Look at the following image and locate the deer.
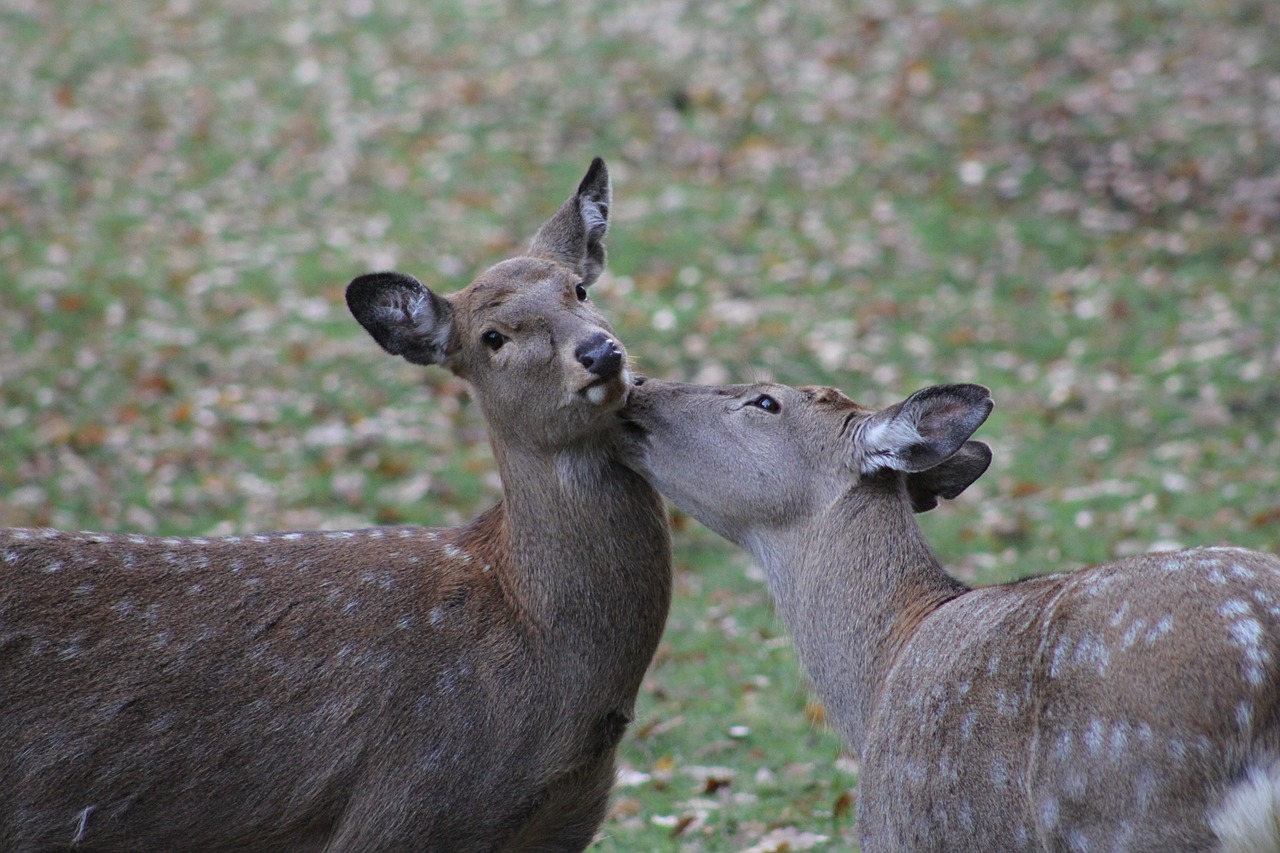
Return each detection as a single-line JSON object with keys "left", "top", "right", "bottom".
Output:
{"left": 619, "top": 376, "right": 1280, "bottom": 852}
{"left": 0, "top": 158, "right": 673, "bottom": 852}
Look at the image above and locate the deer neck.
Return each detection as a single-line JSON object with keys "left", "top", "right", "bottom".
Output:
{"left": 487, "top": 434, "right": 673, "bottom": 686}
{"left": 744, "top": 481, "right": 967, "bottom": 754}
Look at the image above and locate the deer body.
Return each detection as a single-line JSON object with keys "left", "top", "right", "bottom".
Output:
{"left": 621, "top": 378, "right": 1280, "bottom": 852}
{"left": 0, "top": 159, "right": 672, "bottom": 852}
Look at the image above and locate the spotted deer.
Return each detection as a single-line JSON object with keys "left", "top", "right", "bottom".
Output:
{"left": 620, "top": 377, "right": 1280, "bottom": 852}
{"left": 0, "top": 159, "right": 673, "bottom": 852}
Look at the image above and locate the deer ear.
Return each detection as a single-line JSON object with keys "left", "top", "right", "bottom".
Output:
{"left": 852, "top": 384, "right": 993, "bottom": 475}
{"left": 905, "top": 440, "right": 992, "bottom": 513}
{"left": 346, "top": 272, "right": 455, "bottom": 367}
{"left": 527, "top": 157, "right": 611, "bottom": 287}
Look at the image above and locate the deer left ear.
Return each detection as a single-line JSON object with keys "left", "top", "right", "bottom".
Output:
{"left": 905, "top": 440, "right": 992, "bottom": 513}
{"left": 527, "top": 157, "right": 611, "bottom": 286}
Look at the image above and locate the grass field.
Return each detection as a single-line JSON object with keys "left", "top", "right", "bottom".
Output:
{"left": 3, "top": 0, "right": 1279, "bottom": 849}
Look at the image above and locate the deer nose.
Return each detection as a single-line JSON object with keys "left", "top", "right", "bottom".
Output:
{"left": 575, "top": 333, "right": 623, "bottom": 379}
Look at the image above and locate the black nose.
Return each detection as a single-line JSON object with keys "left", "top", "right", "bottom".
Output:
{"left": 575, "top": 333, "right": 623, "bottom": 379}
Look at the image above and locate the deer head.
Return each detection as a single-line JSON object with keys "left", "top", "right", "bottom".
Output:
{"left": 620, "top": 379, "right": 992, "bottom": 546}
{"left": 346, "top": 158, "right": 627, "bottom": 452}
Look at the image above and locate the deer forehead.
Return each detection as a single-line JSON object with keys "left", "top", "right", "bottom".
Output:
{"left": 459, "top": 259, "right": 576, "bottom": 308}
{"left": 796, "top": 385, "right": 857, "bottom": 408}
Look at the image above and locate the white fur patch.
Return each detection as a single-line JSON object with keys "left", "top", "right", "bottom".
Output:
{"left": 1211, "top": 760, "right": 1280, "bottom": 853}
{"left": 581, "top": 197, "right": 608, "bottom": 241}
{"left": 858, "top": 417, "right": 924, "bottom": 474}
{"left": 585, "top": 383, "right": 610, "bottom": 405}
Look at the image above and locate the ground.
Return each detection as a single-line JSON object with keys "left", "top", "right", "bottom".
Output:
{"left": 2, "top": 1, "right": 1278, "bottom": 849}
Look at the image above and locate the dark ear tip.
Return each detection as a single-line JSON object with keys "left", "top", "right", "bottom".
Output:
{"left": 578, "top": 157, "right": 609, "bottom": 196}
{"left": 348, "top": 270, "right": 406, "bottom": 293}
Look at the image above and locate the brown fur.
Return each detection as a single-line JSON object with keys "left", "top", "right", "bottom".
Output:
{"left": 0, "top": 159, "right": 672, "bottom": 852}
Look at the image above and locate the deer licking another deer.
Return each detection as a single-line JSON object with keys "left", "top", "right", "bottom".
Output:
{"left": 0, "top": 159, "right": 673, "bottom": 851}
{"left": 620, "top": 377, "right": 1280, "bottom": 852}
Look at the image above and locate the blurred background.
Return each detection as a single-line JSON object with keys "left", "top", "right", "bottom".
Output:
{"left": 2, "top": 0, "right": 1278, "bottom": 848}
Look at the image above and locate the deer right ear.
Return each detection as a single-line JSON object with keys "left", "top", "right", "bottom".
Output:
{"left": 905, "top": 440, "right": 992, "bottom": 512}
{"left": 851, "top": 384, "right": 993, "bottom": 475}
{"left": 346, "top": 272, "right": 455, "bottom": 367}
{"left": 528, "top": 157, "right": 611, "bottom": 287}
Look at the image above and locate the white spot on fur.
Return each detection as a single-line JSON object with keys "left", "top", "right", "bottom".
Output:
{"left": 43, "top": 561, "right": 63, "bottom": 574}
{"left": 1121, "top": 618, "right": 1148, "bottom": 649}
{"left": 1227, "top": 617, "right": 1269, "bottom": 686}
{"left": 1049, "top": 639, "right": 1069, "bottom": 678}
{"left": 1072, "top": 633, "right": 1110, "bottom": 674}
{"left": 1108, "top": 600, "right": 1131, "bottom": 627}
{"left": 430, "top": 607, "right": 445, "bottom": 628}
{"left": 1222, "top": 600, "right": 1251, "bottom": 617}
{"left": 1211, "top": 760, "right": 1280, "bottom": 853}
{"left": 1085, "top": 718, "right": 1105, "bottom": 754}
{"left": 1054, "top": 730, "right": 1073, "bottom": 760}
{"left": 1041, "top": 796, "right": 1060, "bottom": 829}
{"left": 1144, "top": 615, "right": 1174, "bottom": 645}
{"left": 960, "top": 711, "right": 977, "bottom": 742}
{"left": 1109, "top": 721, "right": 1129, "bottom": 758}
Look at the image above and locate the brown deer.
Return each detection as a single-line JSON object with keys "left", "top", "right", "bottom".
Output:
{"left": 0, "top": 158, "right": 673, "bottom": 852}
{"left": 620, "top": 377, "right": 1280, "bottom": 852}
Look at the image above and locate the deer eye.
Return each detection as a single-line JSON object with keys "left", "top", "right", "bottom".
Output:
{"left": 481, "top": 330, "right": 507, "bottom": 351}
{"left": 748, "top": 394, "right": 781, "bottom": 413}
{"left": 574, "top": 283, "right": 589, "bottom": 302}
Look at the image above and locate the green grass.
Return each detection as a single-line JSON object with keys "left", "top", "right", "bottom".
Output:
{"left": 3, "top": 0, "right": 1280, "bottom": 848}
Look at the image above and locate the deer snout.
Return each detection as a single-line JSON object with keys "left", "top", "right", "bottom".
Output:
{"left": 575, "top": 333, "right": 623, "bottom": 380}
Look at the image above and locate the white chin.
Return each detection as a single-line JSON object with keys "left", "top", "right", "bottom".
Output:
{"left": 586, "top": 383, "right": 611, "bottom": 405}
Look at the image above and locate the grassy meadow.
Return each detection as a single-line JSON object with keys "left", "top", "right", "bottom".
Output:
{"left": 3, "top": 0, "right": 1279, "bottom": 848}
